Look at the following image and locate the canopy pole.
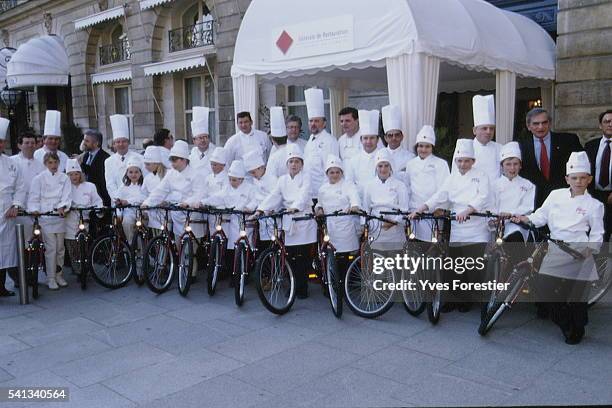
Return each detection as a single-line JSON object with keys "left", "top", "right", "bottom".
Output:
{"left": 495, "top": 70, "right": 516, "bottom": 144}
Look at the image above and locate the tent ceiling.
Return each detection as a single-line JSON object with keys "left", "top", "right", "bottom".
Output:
{"left": 6, "top": 35, "right": 69, "bottom": 89}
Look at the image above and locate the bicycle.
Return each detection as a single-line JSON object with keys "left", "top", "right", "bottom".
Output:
{"left": 131, "top": 207, "right": 151, "bottom": 286}
{"left": 253, "top": 210, "right": 296, "bottom": 315}
{"left": 89, "top": 206, "right": 134, "bottom": 289}
{"left": 205, "top": 207, "right": 234, "bottom": 296}
{"left": 587, "top": 244, "right": 612, "bottom": 307}
{"left": 176, "top": 207, "right": 209, "bottom": 297}
{"left": 67, "top": 206, "right": 98, "bottom": 290}
{"left": 231, "top": 210, "right": 257, "bottom": 306}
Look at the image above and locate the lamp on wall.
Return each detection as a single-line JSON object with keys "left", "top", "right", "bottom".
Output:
{"left": 0, "top": 84, "right": 22, "bottom": 113}
{"left": 528, "top": 99, "right": 542, "bottom": 109}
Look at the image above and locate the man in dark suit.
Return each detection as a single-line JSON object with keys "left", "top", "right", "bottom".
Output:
{"left": 518, "top": 108, "right": 584, "bottom": 208}
{"left": 585, "top": 109, "right": 611, "bottom": 242}
{"left": 80, "top": 129, "right": 111, "bottom": 206}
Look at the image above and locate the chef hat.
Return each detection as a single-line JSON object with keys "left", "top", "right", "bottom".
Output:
{"left": 191, "top": 106, "right": 210, "bottom": 136}
{"left": 566, "top": 151, "right": 591, "bottom": 175}
{"left": 228, "top": 160, "right": 247, "bottom": 178}
{"left": 66, "top": 158, "right": 82, "bottom": 173}
{"left": 169, "top": 140, "right": 190, "bottom": 160}
{"left": 416, "top": 125, "right": 436, "bottom": 146}
{"left": 382, "top": 105, "right": 402, "bottom": 134}
{"left": 454, "top": 138, "right": 475, "bottom": 159}
{"left": 210, "top": 146, "right": 227, "bottom": 164}
{"left": 324, "top": 154, "right": 343, "bottom": 173}
{"left": 243, "top": 150, "right": 265, "bottom": 171}
{"left": 472, "top": 95, "right": 495, "bottom": 127}
{"left": 143, "top": 146, "right": 162, "bottom": 164}
{"left": 359, "top": 109, "right": 380, "bottom": 137}
{"left": 375, "top": 148, "right": 393, "bottom": 168}
{"left": 304, "top": 87, "right": 325, "bottom": 119}
{"left": 125, "top": 159, "right": 143, "bottom": 172}
{"left": 110, "top": 114, "right": 130, "bottom": 141}
{"left": 44, "top": 110, "right": 62, "bottom": 137}
{"left": 0, "top": 117, "right": 9, "bottom": 140}
{"left": 499, "top": 141, "right": 522, "bottom": 163}
{"left": 286, "top": 143, "right": 304, "bottom": 162}
{"left": 270, "top": 106, "right": 287, "bottom": 137}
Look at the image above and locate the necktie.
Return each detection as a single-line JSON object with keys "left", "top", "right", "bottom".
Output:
{"left": 200, "top": 152, "right": 205, "bottom": 159}
{"left": 86, "top": 153, "right": 93, "bottom": 166}
{"left": 121, "top": 155, "right": 125, "bottom": 162}
{"left": 600, "top": 139, "right": 611, "bottom": 188}
{"left": 539, "top": 138, "right": 549, "bottom": 180}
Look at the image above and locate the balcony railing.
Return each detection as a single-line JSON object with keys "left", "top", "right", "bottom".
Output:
{"left": 169, "top": 20, "right": 214, "bottom": 53}
{"left": 0, "top": 0, "right": 19, "bottom": 13}
{"left": 99, "top": 38, "right": 131, "bottom": 66}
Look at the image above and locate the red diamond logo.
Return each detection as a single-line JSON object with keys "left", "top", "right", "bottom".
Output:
{"left": 276, "top": 30, "right": 293, "bottom": 55}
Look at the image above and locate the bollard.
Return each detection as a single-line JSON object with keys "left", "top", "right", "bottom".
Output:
{"left": 16, "top": 223, "right": 29, "bottom": 305}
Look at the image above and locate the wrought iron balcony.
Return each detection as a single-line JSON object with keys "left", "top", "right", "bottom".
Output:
{"left": 169, "top": 20, "right": 214, "bottom": 53}
{"left": 0, "top": 0, "right": 20, "bottom": 13}
{"left": 99, "top": 38, "right": 131, "bottom": 66}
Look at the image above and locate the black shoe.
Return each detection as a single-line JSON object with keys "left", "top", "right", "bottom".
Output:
{"left": 441, "top": 302, "right": 456, "bottom": 313}
{"left": 564, "top": 327, "right": 585, "bottom": 345}
{"left": 0, "top": 288, "right": 16, "bottom": 297}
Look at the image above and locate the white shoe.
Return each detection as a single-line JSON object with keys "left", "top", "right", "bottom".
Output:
{"left": 55, "top": 274, "right": 68, "bottom": 288}
{"left": 47, "top": 278, "right": 59, "bottom": 291}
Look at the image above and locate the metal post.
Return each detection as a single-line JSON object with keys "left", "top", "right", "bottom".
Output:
{"left": 16, "top": 223, "right": 28, "bottom": 305}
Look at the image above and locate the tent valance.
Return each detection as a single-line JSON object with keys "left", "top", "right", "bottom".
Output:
{"left": 74, "top": 5, "right": 125, "bottom": 30}
{"left": 91, "top": 68, "right": 132, "bottom": 85}
{"left": 143, "top": 55, "right": 206, "bottom": 76}
{"left": 6, "top": 35, "right": 69, "bottom": 89}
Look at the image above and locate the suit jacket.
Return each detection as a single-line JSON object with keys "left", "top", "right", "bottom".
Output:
{"left": 518, "top": 131, "right": 583, "bottom": 208}
{"left": 585, "top": 136, "right": 611, "bottom": 203}
{"left": 81, "top": 149, "right": 111, "bottom": 206}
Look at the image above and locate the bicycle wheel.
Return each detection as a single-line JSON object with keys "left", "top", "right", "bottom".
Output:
{"left": 131, "top": 231, "right": 147, "bottom": 286}
{"left": 401, "top": 267, "right": 425, "bottom": 316}
{"left": 254, "top": 247, "right": 296, "bottom": 315}
{"left": 344, "top": 251, "right": 394, "bottom": 319}
{"left": 325, "top": 247, "right": 343, "bottom": 318}
{"left": 78, "top": 235, "right": 88, "bottom": 290}
{"left": 481, "top": 252, "right": 502, "bottom": 318}
{"left": 478, "top": 269, "right": 528, "bottom": 336}
{"left": 26, "top": 245, "right": 42, "bottom": 299}
{"left": 588, "top": 252, "right": 612, "bottom": 307}
{"left": 90, "top": 235, "right": 133, "bottom": 289}
{"left": 177, "top": 237, "right": 194, "bottom": 297}
{"left": 233, "top": 241, "right": 247, "bottom": 307}
{"left": 427, "top": 265, "right": 442, "bottom": 324}
{"left": 207, "top": 235, "right": 223, "bottom": 296}
{"left": 144, "top": 235, "right": 175, "bottom": 294}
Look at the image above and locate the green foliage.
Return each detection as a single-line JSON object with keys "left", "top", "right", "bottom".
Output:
{"left": 61, "top": 121, "right": 82, "bottom": 156}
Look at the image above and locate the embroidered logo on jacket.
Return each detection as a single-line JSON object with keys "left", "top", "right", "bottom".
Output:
{"left": 575, "top": 207, "right": 587, "bottom": 216}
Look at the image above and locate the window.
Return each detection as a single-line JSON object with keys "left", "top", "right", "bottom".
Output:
{"left": 286, "top": 86, "right": 330, "bottom": 140}
{"left": 114, "top": 85, "right": 134, "bottom": 142}
{"left": 184, "top": 74, "right": 216, "bottom": 143}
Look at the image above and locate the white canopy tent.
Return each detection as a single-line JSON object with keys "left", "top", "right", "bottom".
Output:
{"left": 231, "top": 0, "right": 555, "bottom": 145}
{"left": 6, "top": 35, "right": 70, "bottom": 90}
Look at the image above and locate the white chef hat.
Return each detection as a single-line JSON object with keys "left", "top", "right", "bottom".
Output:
{"left": 210, "top": 146, "right": 227, "bottom": 164}
{"left": 143, "top": 146, "right": 162, "bottom": 163}
{"left": 499, "top": 141, "right": 522, "bottom": 163}
{"left": 381, "top": 105, "right": 402, "bottom": 134}
{"left": 358, "top": 109, "right": 380, "bottom": 137}
{"left": 66, "top": 158, "right": 82, "bottom": 173}
{"left": 566, "top": 151, "right": 591, "bottom": 175}
{"left": 243, "top": 150, "right": 265, "bottom": 171}
{"left": 191, "top": 106, "right": 210, "bottom": 136}
{"left": 286, "top": 143, "right": 304, "bottom": 162}
{"left": 304, "top": 87, "right": 325, "bottom": 119}
{"left": 375, "top": 148, "right": 393, "bottom": 168}
{"left": 472, "top": 94, "right": 495, "bottom": 127}
{"left": 0, "top": 117, "right": 9, "bottom": 140}
{"left": 169, "top": 140, "right": 190, "bottom": 160}
{"left": 324, "top": 154, "right": 343, "bottom": 173}
{"left": 228, "top": 160, "right": 247, "bottom": 178}
{"left": 416, "top": 125, "right": 436, "bottom": 146}
{"left": 125, "top": 159, "right": 143, "bottom": 172}
{"left": 454, "top": 138, "right": 475, "bottom": 159}
{"left": 110, "top": 114, "right": 130, "bottom": 141}
{"left": 44, "top": 110, "right": 62, "bottom": 137}
{"left": 269, "top": 106, "right": 286, "bottom": 137}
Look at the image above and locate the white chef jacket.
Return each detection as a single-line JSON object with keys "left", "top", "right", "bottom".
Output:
{"left": 304, "top": 129, "right": 340, "bottom": 199}
{"left": 266, "top": 144, "right": 289, "bottom": 178}
{"left": 451, "top": 140, "right": 501, "bottom": 179}
{"left": 251, "top": 171, "right": 278, "bottom": 240}
{"left": 386, "top": 146, "right": 415, "bottom": 174}
{"left": 270, "top": 138, "right": 306, "bottom": 156}
{"left": 0, "top": 154, "right": 26, "bottom": 268}
{"left": 204, "top": 181, "right": 258, "bottom": 249}
{"left": 65, "top": 182, "right": 102, "bottom": 240}
{"left": 338, "top": 131, "right": 384, "bottom": 161}
{"left": 425, "top": 167, "right": 491, "bottom": 244}
{"left": 258, "top": 171, "right": 317, "bottom": 246}
{"left": 117, "top": 183, "right": 147, "bottom": 226}
{"left": 529, "top": 188, "right": 605, "bottom": 281}
{"left": 104, "top": 151, "right": 144, "bottom": 202}
{"left": 344, "top": 148, "right": 379, "bottom": 197}
{"left": 189, "top": 144, "right": 216, "bottom": 176}
{"left": 33, "top": 147, "right": 69, "bottom": 173}
{"left": 224, "top": 129, "right": 272, "bottom": 164}
{"left": 405, "top": 154, "right": 450, "bottom": 241}
{"left": 315, "top": 179, "right": 361, "bottom": 252}
{"left": 363, "top": 175, "right": 409, "bottom": 249}
{"left": 201, "top": 170, "right": 229, "bottom": 235}
{"left": 143, "top": 165, "right": 206, "bottom": 238}
{"left": 159, "top": 146, "right": 172, "bottom": 169}
{"left": 142, "top": 172, "right": 164, "bottom": 230}
{"left": 492, "top": 175, "right": 535, "bottom": 240}
{"left": 27, "top": 169, "right": 72, "bottom": 234}
{"left": 11, "top": 153, "right": 46, "bottom": 233}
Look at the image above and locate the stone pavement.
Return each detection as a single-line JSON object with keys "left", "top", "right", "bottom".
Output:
{"left": 1, "top": 275, "right": 611, "bottom": 408}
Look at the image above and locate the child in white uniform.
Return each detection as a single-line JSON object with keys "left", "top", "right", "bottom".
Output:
{"left": 142, "top": 146, "right": 166, "bottom": 231}
{"left": 116, "top": 160, "right": 146, "bottom": 244}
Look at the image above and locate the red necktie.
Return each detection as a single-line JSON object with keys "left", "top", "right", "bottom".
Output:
{"left": 539, "top": 138, "right": 550, "bottom": 180}
{"left": 600, "top": 140, "right": 610, "bottom": 188}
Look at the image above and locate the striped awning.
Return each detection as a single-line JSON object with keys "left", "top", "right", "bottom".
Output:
{"left": 139, "top": 0, "right": 174, "bottom": 10}
{"left": 143, "top": 55, "right": 206, "bottom": 76}
{"left": 91, "top": 68, "right": 132, "bottom": 84}
{"left": 74, "top": 5, "right": 125, "bottom": 30}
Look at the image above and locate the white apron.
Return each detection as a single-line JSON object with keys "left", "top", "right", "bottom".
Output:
{"left": 315, "top": 180, "right": 361, "bottom": 253}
